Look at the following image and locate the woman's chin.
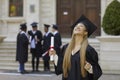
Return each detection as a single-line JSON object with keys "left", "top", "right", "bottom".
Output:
{"left": 74, "top": 33, "right": 81, "bottom": 35}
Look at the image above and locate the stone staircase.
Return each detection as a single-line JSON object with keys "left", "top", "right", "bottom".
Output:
{"left": 0, "top": 39, "right": 100, "bottom": 71}
{"left": 0, "top": 41, "right": 55, "bottom": 71}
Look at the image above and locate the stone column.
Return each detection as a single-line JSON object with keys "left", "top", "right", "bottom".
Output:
{"left": 39, "top": 0, "right": 56, "bottom": 33}
{"left": 0, "top": 0, "right": 8, "bottom": 36}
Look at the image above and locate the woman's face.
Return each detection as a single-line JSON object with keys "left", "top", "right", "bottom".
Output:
{"left": 73, "top": 23, "right": 87, "bottom": 35}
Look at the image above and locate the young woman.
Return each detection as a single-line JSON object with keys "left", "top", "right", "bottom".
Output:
{"left": 49, "top": 15, "right": 102, "bottom": 80}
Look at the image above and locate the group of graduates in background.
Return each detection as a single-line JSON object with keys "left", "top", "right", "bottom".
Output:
{"left": 16, "top": 22, "right": 62, "bottom": 74}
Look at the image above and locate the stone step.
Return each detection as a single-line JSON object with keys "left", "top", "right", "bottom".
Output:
{"left": 0, "top": 50, "right": 31, "bottom": 53}
{"left": 0, "top": 60, "right": 55, "bottom": 71}
{"left": 0, "top": 53, "right": 16, "bottom": 57}
{"left": 0, "top": 66, "right": 55, "bottom": 71}
{"left": 0, "top": 57, "right": 51, "bottom": 64}
{"left": 0, "top": 62, "right": 54, "bottom": 67}
{"left": 0, "top": 46, "right": 16, "bottom": 48}
{"left": 0, "top": 49, "right": 14, "bottom": 52}
{"left": 0, "top": 52, "right": 35, "bottom": 56}
{"left": 0, "top": 43, "right": 16, "bottom": 47}
{"left": 0, "top": 57, "right": 54, "bottom": 64}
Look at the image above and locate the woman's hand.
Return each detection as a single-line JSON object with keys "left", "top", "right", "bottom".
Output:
{"left": 84, "top": 61, "right": 92, "bottom": 71}
{"left": 49, "top": 49, "right": 56, "bottom": 56}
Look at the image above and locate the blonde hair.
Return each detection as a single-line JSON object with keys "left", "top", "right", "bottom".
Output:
{"left": 63, "top": 34, "right": 88, "bottom": 78}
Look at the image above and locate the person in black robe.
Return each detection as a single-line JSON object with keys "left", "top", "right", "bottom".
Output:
{"left": 28, "top": 22, "right": 43, "bottom": 72}
{"left": 16, "top": 23, "right": 29, "bottom": 74}
{"left": 49, "top": 15, "right": 102, "bottom": 80}
{"left": 42, "top": 24, "right": 53, "bottom": 71}
{"left": 51, "top": 24, "right": 62, "bottom": 56}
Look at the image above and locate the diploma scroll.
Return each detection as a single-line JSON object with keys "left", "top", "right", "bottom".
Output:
{"left": 50, "top": 36, "right": 54, "bottom": 61}
{"left": 42, "top": 51, "right": 48, "bottom": 57}
{"left": 50, "top": 37, "right": 54, "bottom": 48}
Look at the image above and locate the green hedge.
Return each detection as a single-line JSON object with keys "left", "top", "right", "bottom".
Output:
{"left": 102, "top": 0, "right": 120, "bottom": 35}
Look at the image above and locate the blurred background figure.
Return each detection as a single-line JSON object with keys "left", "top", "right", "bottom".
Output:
{"left": 51, "top": 24, "right": 62, "bottom": 56}
{"left": 16, "top": 23, "right": 29, "bottom": 74}
{"left": 28, "top": 22, "right": 43, "bottom": 72}
{"left": 42, "top": 24, "right": 53, "bottom": 72}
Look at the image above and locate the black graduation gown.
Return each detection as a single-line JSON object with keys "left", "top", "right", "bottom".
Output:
{"left": 28, "top": 30, "right": 43, "bottom": 57}
{"left": 54, "top": 44, "right": 102, "bottom": 80}
{"left": 42, "top": 32, "right": 53, "bottom": 60}
{"left": 16, "top": 32, "right": 29, "bottom": 63}
{"left": 54, "top": 32, "right": 62, "bottom": 56}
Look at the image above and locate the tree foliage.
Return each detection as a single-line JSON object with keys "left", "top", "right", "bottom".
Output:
{"left": 102, "top": 0, "right": 120, "bottom": 35}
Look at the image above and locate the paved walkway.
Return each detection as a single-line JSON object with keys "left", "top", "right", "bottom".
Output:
{"left": 0, "top": 70, "right": 120, "bottom": 80}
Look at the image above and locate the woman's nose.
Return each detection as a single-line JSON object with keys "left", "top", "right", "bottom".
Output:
{"left": 76, "top": 26, "right": 81, "bottom": 29}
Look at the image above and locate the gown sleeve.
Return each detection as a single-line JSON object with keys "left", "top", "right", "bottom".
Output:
{"left": 86, "top": 45, "right": 102, "bottom": 80}
{"left": 54, "top": 44, "right": 68, "bottom": 75}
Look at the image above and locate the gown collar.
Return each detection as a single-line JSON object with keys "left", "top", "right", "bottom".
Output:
{"left": 71, "top": 50, "right": 80, "bottom": 56}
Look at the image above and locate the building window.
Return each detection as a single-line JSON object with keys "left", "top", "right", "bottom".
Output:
{"left": 9, "top": 0, "right": 23, "bottom": 17}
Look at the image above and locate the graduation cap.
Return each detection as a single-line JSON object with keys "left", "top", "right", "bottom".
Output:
{"left": 52, "top": 24, "right": 58, "bottom": 30}
{"left": 71, "top": 15, "right": 97, "bottom": 37}
{"left": 20, "top": 23, "right": 27, "bottom": 30}
{"left": 31, "top": 22, "right": 38, "bottom": 27}
{"left": 44, "top": 24, "right": 50, "bottom": 28}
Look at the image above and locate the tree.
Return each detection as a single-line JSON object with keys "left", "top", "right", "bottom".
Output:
{"left": 102, "top": 0, "right": 120, "bottom": 35}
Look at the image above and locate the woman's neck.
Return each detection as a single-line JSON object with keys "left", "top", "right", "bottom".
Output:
{"left": 72, "top": 35, "right": 83, "bottom": 54}
{"left": 75, "top": 35, "right": 83, "bottom": 46}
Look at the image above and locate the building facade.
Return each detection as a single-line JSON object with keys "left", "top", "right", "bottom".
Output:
{"left": 0, "top": 0, "right": 119, "bottom": 41}
{"left": 0, "top": 0, "right": 120, "bottom": 74}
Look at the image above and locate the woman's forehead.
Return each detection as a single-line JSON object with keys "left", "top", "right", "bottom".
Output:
{"left": 76, "top": 23, "right": 85, "bottom": 27}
